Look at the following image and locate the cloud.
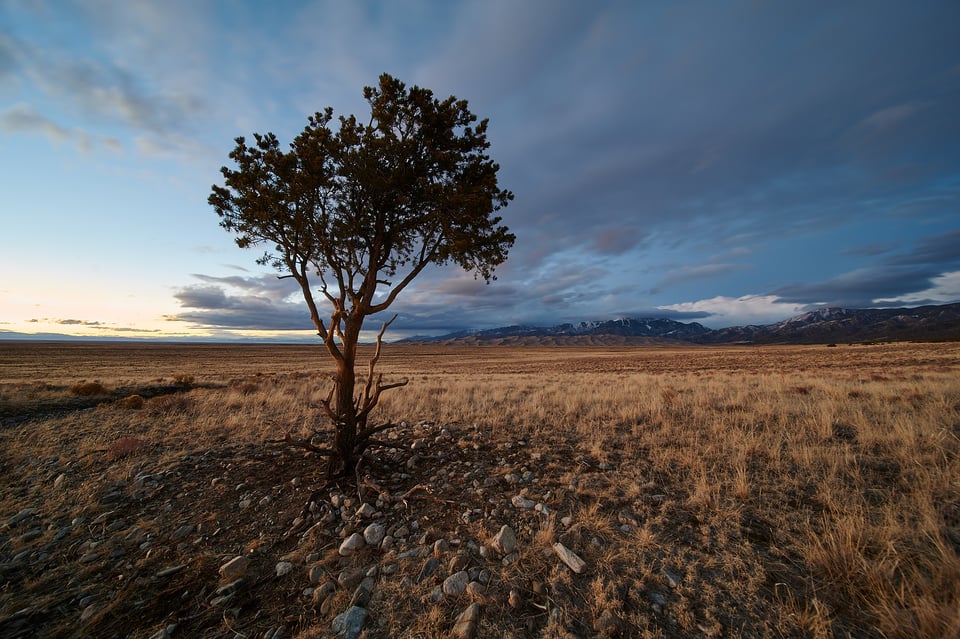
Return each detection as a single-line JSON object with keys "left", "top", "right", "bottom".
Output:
{"left": 774, "top": 228, "right": 960, "bottom": 306}
{"left": 170, "top": 273, "right": 308, "bottom": 330}
{"left": 590, "top": 227, "right": 648, "bottom": 256}
{"left": 27, "top": 318, "right": 105, "bottom": 326}
{"left": 658, "top": 263, "right": 746, "bottom": 287}
{"left": 0, "top": 103, "right": 122, "bottom": 152}
{"left": 875, "top": 271, "right": 960, "bottom": 305}
{"left": 10, "top": 34, "right": 203, "bottom": 134}
{"left": 659, "top": 295, "right": 809, "bottom": 328}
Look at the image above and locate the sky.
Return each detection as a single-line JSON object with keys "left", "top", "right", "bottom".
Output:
{"left": 2, "top": 1, "right": 959, "bottom": 341}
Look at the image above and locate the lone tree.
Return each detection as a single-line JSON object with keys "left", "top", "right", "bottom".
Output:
{"left": 209, "top": 74, "right": 514, "bottom": 477}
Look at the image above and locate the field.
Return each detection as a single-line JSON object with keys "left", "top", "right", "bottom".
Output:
{"left": 1, "top": 341, "right": 958, "bottom": 638}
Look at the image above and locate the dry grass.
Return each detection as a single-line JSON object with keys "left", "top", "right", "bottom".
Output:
{"left": 0, "top": 341, "right": 958, "bottom": 638}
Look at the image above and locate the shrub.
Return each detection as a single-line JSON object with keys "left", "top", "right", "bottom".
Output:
{"left": 69, "top": 381, "right": 108, "bottom": 396}
{"left": 118, "top": 394, "right": 144, "bottom": 409}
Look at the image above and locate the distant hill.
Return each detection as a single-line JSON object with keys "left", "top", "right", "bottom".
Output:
{"left": 401, "top": 302, "right": 960, "bottom": 345}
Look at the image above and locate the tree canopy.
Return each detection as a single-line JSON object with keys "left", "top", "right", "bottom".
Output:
{"left": 209, "top": 74, "right": 514, "bottom": 476}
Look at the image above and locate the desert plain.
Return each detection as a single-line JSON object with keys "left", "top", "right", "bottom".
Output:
{"left": 0, "top": 340, "right": 958, "bottom": 638}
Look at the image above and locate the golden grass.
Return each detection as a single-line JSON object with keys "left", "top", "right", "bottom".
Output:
{"left": 0, "top": 341, "right": 958, "bottom": 637}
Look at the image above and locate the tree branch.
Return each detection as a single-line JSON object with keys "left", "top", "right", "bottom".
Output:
{"left": 267, "top": 432, "right": 336, "bottom": 456}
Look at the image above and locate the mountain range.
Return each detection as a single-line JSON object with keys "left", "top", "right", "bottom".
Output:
{"left": 402, "top": 302, "right": 960, "bottom": 345}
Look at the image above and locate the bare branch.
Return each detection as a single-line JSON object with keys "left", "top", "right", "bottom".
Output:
{"left": 360, "top": 314, "right": 397, "bottom": 408}
{"left": 267, "top": 432, "right": 335, "bottom": 456}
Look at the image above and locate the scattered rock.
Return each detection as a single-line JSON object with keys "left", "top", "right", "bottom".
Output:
{"left": 511, "top": 495, "right": 535, "bottom": 510}
{"left": 308, "top": 565, "right": 326, "bottom": 584}
{"left": 363, "top": 522, "right": 385, "bottom": 546}
{"left": 350, "top": 577, "right": 375, "bottom": 607}
{"left": 339, "top": 533, "right": 365, "bottom": 556}
{"left": 219, "top": 556, "right": 249, "bottom": 581}
{"left": 7, "top": 508, "right": 38, "bottom": 527}
{"left": 338, "top": 568, "right": 364, "bottom": 590}
{"left": 442, "top": 570, "right": 470, "bottom": 597}
{"left": 451, "top": 602, "right": 481, "bottom": 639}
{"left": 466, "top": 581, "right": 485, "bottom": 598}
{"left": 275, "top": 561, "right": 294, "bottom": 577}
{"left": 552, "top": 543, "right": 587, "bottom": 574}
{"left": 491, "top": 525, "right": 517, "bottom": 555}
{"left": 661, "top": 567, "right": 682, "bottom": 588}
{"left": 508, "top": 588, "right": 523, "bottom": 609}
{"left": 417, "top": 557, "right": 440, "bottom": 583}
{"left": 356, "top": 503, "right": 376, "bottom": 518}
{"left": 155, "top": 564, "right": 187, "bottom": 578}
{"left": 331, "top": 606, "right": 368, "bottom": 639}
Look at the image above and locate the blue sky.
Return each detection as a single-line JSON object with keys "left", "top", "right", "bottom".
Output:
{"left": 2, "top": 1, "right": 958, "bottom": 341}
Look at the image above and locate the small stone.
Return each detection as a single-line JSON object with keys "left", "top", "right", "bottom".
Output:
{"left": 450, "top": 602, "right": 481, "bottom": 639}
{"left": 491, "top": 525, "right": 517, "bottom": 555}
{"left": 338, "top": 533, "right": 365, "bottom": 556}
{"left": 363, "top": 523, "right": 386, "bottom": 546}
{"left": 433, "top": 538, "right": 450, "bottom": 555}
{"left": 308, "top": 565, "right": 326, "bottom": 584}
{"left": 219, "top": 556, "right": 250, "bottom": 581}
{"left": 534, "top": 503, "right": 551, "bottom": 515}
{"left": 155, "top": 564, "right": 187, "bottom": 578}
{"left": 8, "top": 508, "right": 38, "bottom": 527}
{"left": 350, "top": 582, "right": 372, "bottom": 608}
{"left": 319, "top": 593, "right": 335, "bottom": 616}
{"left": 466, "top": 581, "right": 485, "bottom": 598}
{"left": 511, "top": 495, "right": 535, "bottom": 510}
{"left": 443, "top": 570, "right": 470, "bottom": 597}
{"left": 380, "top": 535, "right": 395, "bottom": 551}
{"left": 54, "top": 473, "right": 67, "bottom": 488}
{"left": 20, "top": 529, "right": 42, "bottom": 542}
{"left": 661, "top": 567, "right": 682, "bottom": 588}
{"left": 338, "top": 568, "right": 364, "bottom": 590}
{"left": 275, "top": 561, "right": 294, "bottom": 577}
{"left": 213, "top": 579, "right": 244, "bottom": 598}
{"left": 356, "top": 503, "right": 376, "bottom": 518}
{"left": 417, "top": 557, "right": 440, "bottom": 583}
{"left": 553, "top": 543, "right": 587, "bottom": 574}
{"left": 598, "top": 461, "right": 614, "bottom": 471}
{"left": 80, "top": 604, "right": 98, "bottom": 622}
{"left": 448, "top": 551, "right": 470, "bottom": 573}
{"left": 508, "top": 588, "right": 523, "bottom": 608}
{"left": 170, "top": 524, "right": 194, "bottom": 541}
{"left": 331, "top": 606, "right": 368, "bottom": 639}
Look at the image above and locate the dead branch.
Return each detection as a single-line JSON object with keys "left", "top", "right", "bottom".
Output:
{"left": 266, "top": 432, "right": 335, "bottom": 456}
{"left": 360, "top": 314, "right": 397, "bottom": 410}
{"left": 360, "top": 480, "right": 459, "bottom": 506}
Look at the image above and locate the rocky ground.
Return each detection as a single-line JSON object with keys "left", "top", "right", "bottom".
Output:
{"left": 0, "top": 415, "right": 782, "bottom": 639}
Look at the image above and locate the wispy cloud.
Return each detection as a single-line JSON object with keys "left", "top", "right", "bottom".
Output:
{"left": 0, "top": 103, "right": 121, "bottom": 152}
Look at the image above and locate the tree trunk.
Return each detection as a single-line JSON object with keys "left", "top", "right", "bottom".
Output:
{"left": 327, "top": 316, "right": 362, "bottom": 477}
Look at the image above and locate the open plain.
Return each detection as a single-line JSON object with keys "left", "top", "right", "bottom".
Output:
{"left": 1, "top": 341, "right": 958, "bottom": 638}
